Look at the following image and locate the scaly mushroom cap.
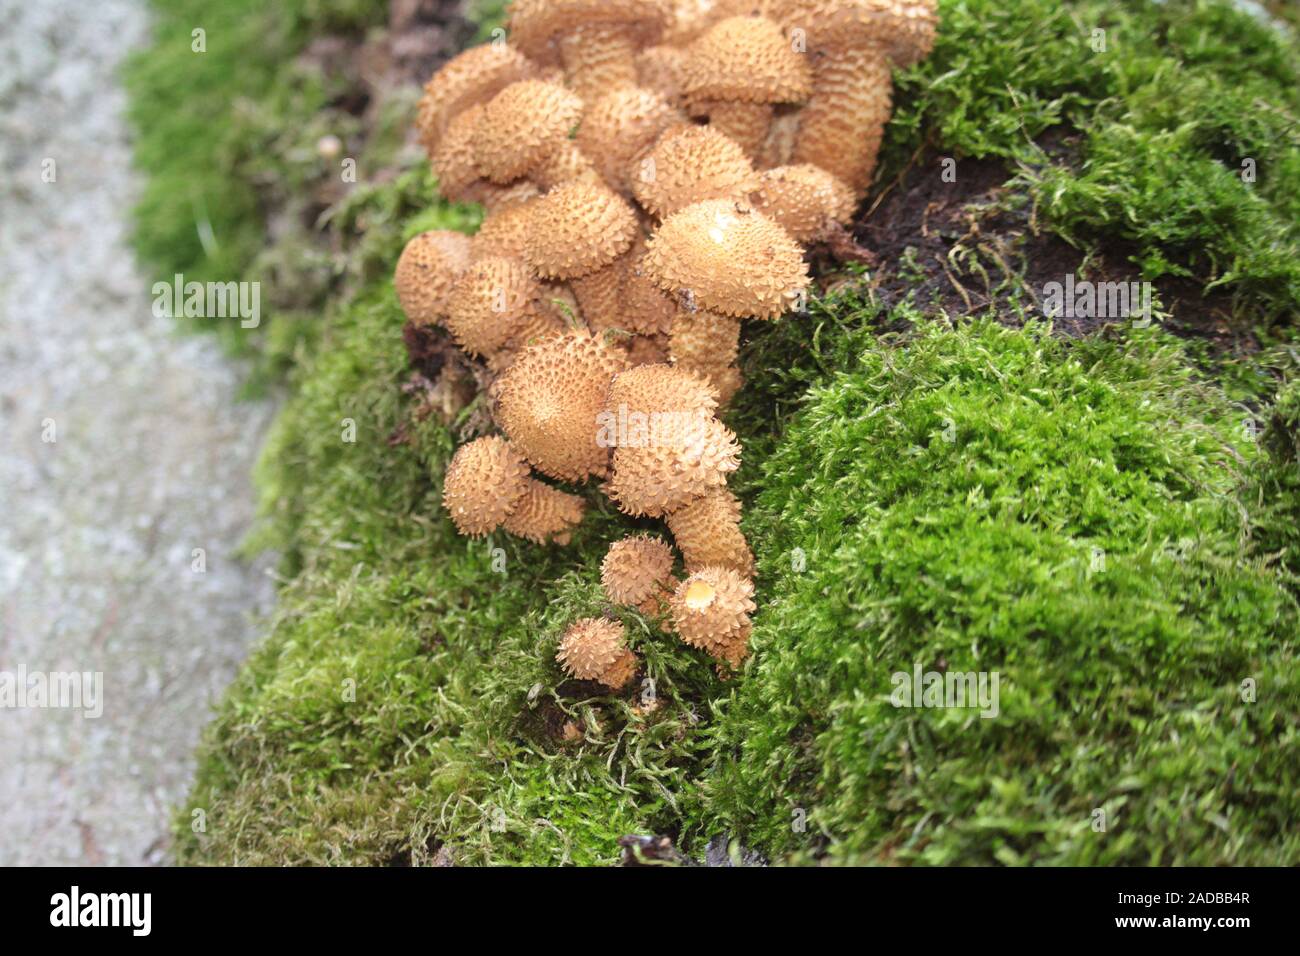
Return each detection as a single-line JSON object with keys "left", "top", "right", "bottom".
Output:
{"left": 497, "top": 329, "right": 629, "bottom": 481}
{"left": 441, "top": 435, "right": 531, "bottom": 536}
{"left": 790, "top": 43, "right": 893, "bottom": 194}
{"left": 606, "top": 362, "right": 719, "bottom": 418}
{"left": 736, "top": 0, "right": 937, "bottom": 66}
{"left": 576, "top": 87, "right": 687, "bottom": 196}
{"left": 523, "top": 181, "right": 639, "bottom": 280}
{"left": 666, "top": 485, "right": 754, "bottom": 574}
{"left": 556, "top": 617, "right": 637, "bottom": 690}
{"left": 643, "top": 199, "right": 809, "bottom": 319}
{"left": 394, "top": 230, "right": 473, "bottom": 326}
{"left": 430, "top": 104, "right": 486, "bottom": 203}
{"left": 633, "top": 125, "right": 756, "bottom": 219}
{"left": 635, "top": 44, "right": 687, "bottom": 102}
{"left": 605, "top": 415, "right": 741, "bottom": 517}
{"left": 474, "top": 80, "right": 585, "bottom": 184}
{"left": 502, "top": 478, "right": 586, "bottom": 544}
{"left": 601, "top": 535, "right": 676, "bottom": 606}
{"left": 747, "top": 163, "right": 856, "bottom": 241}
{"left": 509, "top": 0, "right": 672, "bottom": 63}
{"left": 471, "top": 198, "right": 542, "bottom": 261}
{"left": 669, "top": 565, "right": 756, "bottom": 665}
{"left": 668, "top": 309, "right": 741, "bottom": 371}
{"left": 682, "top": 15, "right": 812, "bottom": 106}
{"left": 416, "top": 44, "right": 540, "bottom": 154}
{"left": 445, "top": 257, "right": 563, "bottom": 359}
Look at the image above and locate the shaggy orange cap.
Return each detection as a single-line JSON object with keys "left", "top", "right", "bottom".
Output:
{"left": 606, "top": 362, "right": 719, "bottom": 418}
{"left": 394, "top": 230, "right": 472, "bottom": 326}
{"left": 415, "top": 44, "right": 539, "bottom": 154}
{"left": 523, "top": 181, "right": 640, "bottom": 281}
{"left": 501, "top": 478, "right": 586, "bottom": 545}
{"left": 643, "top": 199, "right": 808, "bottom": 319}
{"left": 575, "top": 87, "right": 687, "bottom": 196}
{"left": 474, "top": 80, "right": 585, "bottom": 184}
{"left": 601, "top": 535, "right": 677, "bottom": 609}
{"left": 605, "top": 415, "right": 740, "bottom": 517}
{"left": 445, "top": 257, "right": 563, "bottom": 360}
{"left": 669, "top": 565, "right": 756, "bottom": 668}
{"left": 556, "top": 617, "right": 638, "bottom": 690}
{"left": 633, "top": 126, "right": 756, "bottom": 219}
{"left": 441, "top": 435, "right": 531, "bottom": 537}
{"left": 665, "top": 486, "right": 755, "bottom": 575}
{"left": 496, "top": 329, "right": 629, "bottom": 482}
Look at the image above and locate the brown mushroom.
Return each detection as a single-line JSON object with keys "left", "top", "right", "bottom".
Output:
{"left": 669, "top": 565, "right": 756, "bottom": 669}
{"left": 632, "top": 125, "right": 756, "bottom": 220}
{"left": 441, "top": 435, "right": 531, "bottom": 537}
{"left": 746, "top": 163, "right": 856, "bottom": 242}
{"left": 416, "top": 44, "right": 540, "bottom": 155}
{"left": 575, "top": 87, "right": 688, "bottom": 197}
{"left": 496, "top": 329, "right": 629, "bottom": 482}
{"left": 643, "top": 199, "right": 809, "bottom": 319}
{"left": 502, "top": 478, "right": 586, "bottom": 544}
{"left": 601, "top": 534, "right": 677, "bottom": 614}
{"left": 681, "top": 15, "right": 812, "bottom": 160}
{"left": 444, "top": 257, "right": 565, "bottom": 362}
{"left": 556, "top": 617, "right": 638, "bottom": 690}
{"left": 473, "top": 80, "right": 599, "bottom": 190}
{"left": 523, "top": 181, "right": 640, "bottom": 331}
{"left": 394, "top": 230, "right": 472, "bottom": 327}
{"left": 665, "top": 485, "right": 754, "bottom": 575}
{"left": 508, "top": 0, "right": 673, "bottom": 102}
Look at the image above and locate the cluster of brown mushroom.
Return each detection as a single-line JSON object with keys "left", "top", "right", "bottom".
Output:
{"left": 394, "top": 0, "right": 937, "bottom": 678}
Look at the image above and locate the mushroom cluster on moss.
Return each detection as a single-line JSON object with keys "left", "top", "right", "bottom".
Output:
{"left": 396, "top": 0, "right": 937, "bottom": 674}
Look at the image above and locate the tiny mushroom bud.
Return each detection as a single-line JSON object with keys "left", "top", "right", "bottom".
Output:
{"left": 557, "top": 617, "right": 638, "bottom": 690}
{"left": 669, "top": 565, "right": 757, "bottom": 669}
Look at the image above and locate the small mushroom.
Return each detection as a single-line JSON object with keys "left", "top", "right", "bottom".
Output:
{"left": 509, "top": 0, "right": 673, "bottom": 102}
{"left": 680, "top": 15, "right": 812, "bottom": 160}
{"left": 473, "top": 80, "right": 599, "bottom": 190}
{"left": 575, "top": 87, "right": 688, "bottom": 196}
{"left": 496, "top": 329, "right": 629, "bottom": 482}
{"left": 746, "top": 163, "right": 857, "bottom": 242}
{"left": 441, "top": 435, "right": 531, "bottom": 537}
{"left": 643, "top": 199, "right": 809, "bottom": 320}
{"left": 557, "top": 618, "right": 638, "bottom": 690}
{"left": 601, "top": 534, "right": 678, "bottom": 614}
{"left": 394, "top": 230, "right": 472, "bottom": 327}
{"left": 523, "top": 181, "right": 640, "bottom": 331}
{"left": 632, "top": 125, "right": 756, "bottom": 220}
{"left": 444, "top": 257, "right": 565, "bottom": 363}
{"left": 665, "top": 485, "right": 754, "bottom": 575}
{"left": 502, "top": 478, "right": 586, "bottom": 545}
{"left": 669, "top": 565, "right": 756, "bottom": 669}
{"left": 416, "top": 44, "right": 540, "bottom": 155}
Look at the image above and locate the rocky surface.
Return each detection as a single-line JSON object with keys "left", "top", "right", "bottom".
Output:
{"left": 0, "top": 0, "right": 275, "bottom": 864}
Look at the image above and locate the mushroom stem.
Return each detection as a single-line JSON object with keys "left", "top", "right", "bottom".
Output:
{"left": 700, "top": 100, "right": 773, "bottom": 161}
{"left": 570, "top": 263, "right": 626, "bottom": 333}
{"left": 792, "top": 44, "right": 894, "bottom": 196}
{"left": 557, "top": 24, "right": 641, "bottom": 101}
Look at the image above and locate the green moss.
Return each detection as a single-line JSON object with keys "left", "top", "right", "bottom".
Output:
{"left": 888, "top": 0, "right": 1300, "bottom": 325}
{"left": 699, "top": 319, "right": 1298, "bottom": 865}
{"left": 161, "top": 0, "right": 1300, "bottom": 866}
